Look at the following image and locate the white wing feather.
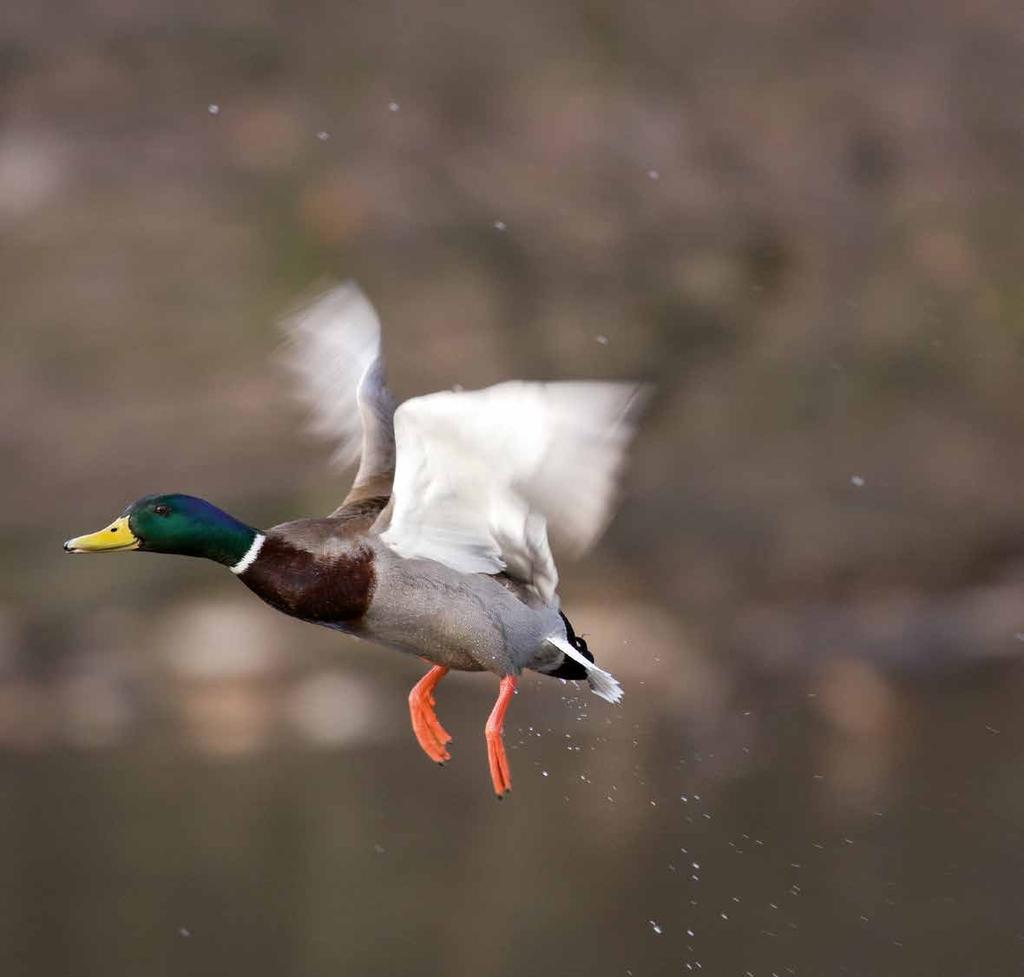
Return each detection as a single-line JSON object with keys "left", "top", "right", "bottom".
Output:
{"left": 282, "top": 282, "right": 397, "bottom": 504}
{"left": 380, "top": 381, "right": 645, "bottom": 602}
{"left": 281, "top": 282, "right": 386, "bottom": 469}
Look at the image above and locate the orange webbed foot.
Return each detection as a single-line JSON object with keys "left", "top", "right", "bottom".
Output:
{"left": 408, "top": 665, "right": 452, "bottom": 764}
{"left": 484, "top": 675, "right": 517, "bottom": 798}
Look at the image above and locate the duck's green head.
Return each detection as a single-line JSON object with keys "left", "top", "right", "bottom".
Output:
{"left": 64, "top": 494, "right": 258, "bottom": 567}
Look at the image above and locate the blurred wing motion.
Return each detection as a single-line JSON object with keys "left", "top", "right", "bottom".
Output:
{"left": 281, "top": 282, "right": 396, "bottom": 504}
{"left": 378, "top": 381, "right": 647, "bottom": 602}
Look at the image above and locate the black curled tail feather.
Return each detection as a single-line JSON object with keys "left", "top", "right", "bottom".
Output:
{"left": 549, "top": 611, "right": 594, "bottom": 680}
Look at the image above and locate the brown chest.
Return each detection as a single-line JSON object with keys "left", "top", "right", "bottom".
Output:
{"left": 240, "top": 538, "right": 375, "bottom": 624}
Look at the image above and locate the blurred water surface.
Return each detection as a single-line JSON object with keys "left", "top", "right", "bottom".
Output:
{"left": 3, "top": 666, "right": 1024, "bottom": 977}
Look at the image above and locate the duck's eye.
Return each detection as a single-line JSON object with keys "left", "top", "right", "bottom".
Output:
{"left": 153, "top": 504, "right": 171, "bottom": 517}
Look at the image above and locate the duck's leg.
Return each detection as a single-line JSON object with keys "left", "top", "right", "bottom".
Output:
{"left": 408, "top": 664, "right": 452, "bottom": 764}
{"left": 484, "top": 675, "right": 517, "bottom": 798}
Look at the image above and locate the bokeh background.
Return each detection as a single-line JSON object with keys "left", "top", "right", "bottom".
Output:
{"left": 5, "top": 1, "right": 1024, "bottom": 974}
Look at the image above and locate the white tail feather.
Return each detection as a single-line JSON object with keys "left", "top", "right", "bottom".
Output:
{"left": 545, "top": 635, "right": 623, "bottom": 704}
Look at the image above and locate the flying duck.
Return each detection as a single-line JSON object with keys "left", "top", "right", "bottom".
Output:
{"left": 64, "top": 284, "right": 646, "bottom": 797}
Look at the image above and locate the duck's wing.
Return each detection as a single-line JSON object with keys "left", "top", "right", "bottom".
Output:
{"left": 282, "top": 282, "right": 397, "bottom": 508}
{"left": 375, "top": 380, "right": 647, "bottom": 603}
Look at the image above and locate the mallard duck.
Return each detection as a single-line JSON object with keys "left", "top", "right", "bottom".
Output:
{"left": 64, "top": 284, "right": 646, "bottom": 796}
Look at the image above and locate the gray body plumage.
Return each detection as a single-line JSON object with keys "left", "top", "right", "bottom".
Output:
{"left": 354, "top": 540, "right": 566, "bottom": 676}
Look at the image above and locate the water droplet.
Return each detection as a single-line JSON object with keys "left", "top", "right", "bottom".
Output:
{"left": 316, "top": 131, "right": 330, "bottom": 141}
{"left": 647, "top": 169, "right": 660, "bottom": 180}
{"left": 207, "top": 104, "right": 220, "bottom": 116}
{"left": 493, "top": 220, "right": 507, "bottom": 231}
{"left": 595, "top": 334, "right": 610, "bottom": 345}
{"left": 851, "top": 474, "right": 866, "bottom": 487}
{"left": 388, "top": 101, "right": 400, "bottom": 112}
{"left": 178, "top": 927, "right": 192, "bottom": 938}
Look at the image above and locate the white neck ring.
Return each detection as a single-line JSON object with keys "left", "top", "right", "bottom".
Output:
{"left": 230, "top": 533, "right": 265, "bottom": 575}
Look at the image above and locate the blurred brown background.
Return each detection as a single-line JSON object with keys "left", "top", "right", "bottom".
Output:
{"left": 4, "top": 1, "right": 1024, "bottom": 975}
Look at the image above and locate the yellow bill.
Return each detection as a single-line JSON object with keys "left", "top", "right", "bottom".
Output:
{"left": 64, "top": 515, "right": 140, "bottom": 553}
